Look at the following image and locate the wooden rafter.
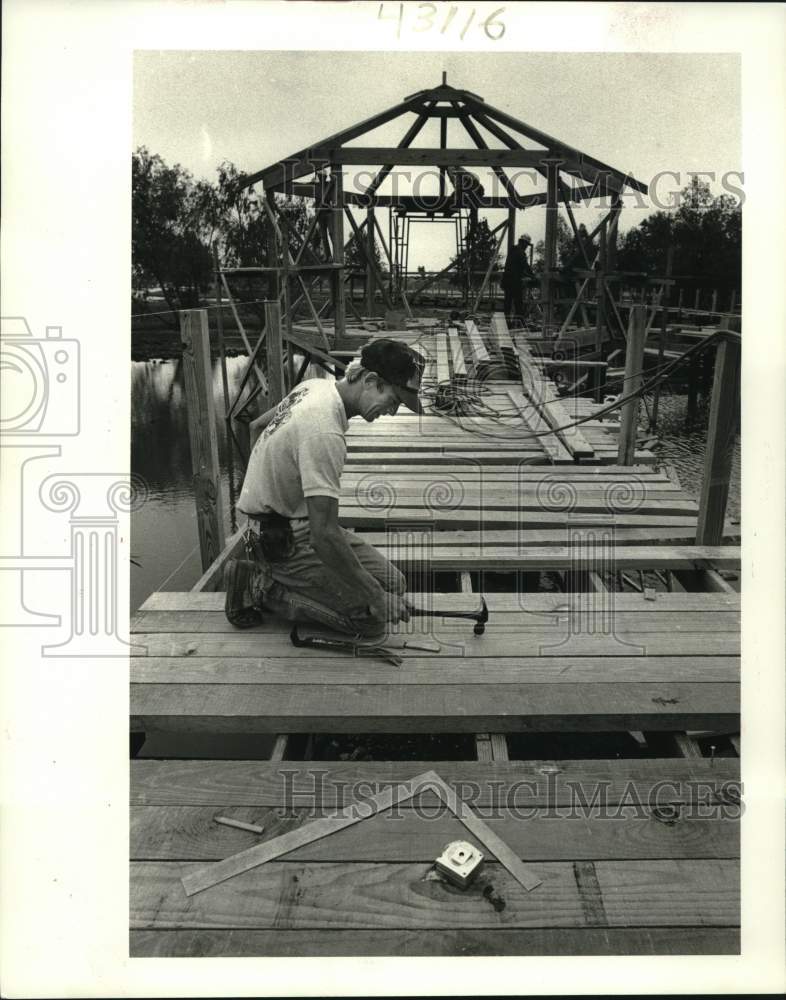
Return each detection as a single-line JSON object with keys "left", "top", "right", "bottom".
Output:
{"left": 243, "top": 96, "right": 422, "bottom": 189}
{"left": 462, "top": 95, "right": 648, "bottom": 194}
{"left": 363, "top": 103, "right": 433, "bottom": 199}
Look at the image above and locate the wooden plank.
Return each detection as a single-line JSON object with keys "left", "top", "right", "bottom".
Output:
{"left": 344, "top": 460, "right": 669, "bottom": 476}
{"left": 132, "top": 608, "right": 740, "bottom": 635}
{"left": 330, "top": 164, "right": 346, "bottom": 338}
{"left": 489, "top": 733, "right": 509, "bottom": 760}
{"left": 313, "top": 147, "right": 572, "bottom": 168}
{"left": 264, "top": 301, "right": 285, "bottom": 408}
{"left": 131, "top": 681, "right": 739, "bottom": 734}
{"left": 179, "top": 310, "right": 226, "bottom": 572}
{"left": 434, "top": 331, "right": 451, "bottom": 384}
{"left": 618, "top": 305, "right": 647, "bottom": 464}
{"left": 132, "top": 630, "right": 740, "bottom": 661}
{"left": 130, "top": 926, "right": 741, "bottom": 957}
{"left": 354, "top": 527, "right": 739, "bottom": 546}
{"left": 131, "top": 758, "right": 740, "bottom": 808}
{"left": 341, "top": 450, "right": 657, "bottom": 467}
{"left": 139, "top": 589, "right": 741, "bottom": 613}
{"left": 269, "top": 734, "right": 288, "bottom": 762}
{"left": 362, "top": 544, "right": 741, "bottom": 571}
{"left": 131, "top": 655, "right": 740, "bottom": 686}
{"left": 696, "top": 335, "right": 740, "bottom": 544}
{"left": 447, "top": 327, "right": 467, "bottom": 377}
{"left": 131, "top": 859, "right": 738, "bottom": 929}
{"left": 596, "top": 859, "right": 739, "bottom": 927}
{"left": 341, "top": 490, "right": 699, "bottom": 512}
{"left": 190, "top": 526, "right": 244, "bottom": 594}
{"left": 463, "top": 319, "right": 490, "bottom": 363}
{"left": 511, "top": 331, "right": 594, "bottom": 459}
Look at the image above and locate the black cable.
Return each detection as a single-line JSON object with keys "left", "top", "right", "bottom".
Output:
{"left": 423, "top": 330, "right": 725, "bottom": 443}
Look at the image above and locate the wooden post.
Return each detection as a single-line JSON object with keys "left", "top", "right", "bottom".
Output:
{"left": 686, "top": 353, "right": 699, "bottom": 425}
{"left": 264, "top": 187, "right": 278, "bottom": 300}
{"left": 617, "top": 304, "right": 647, "bottom": 465}
{"left": 729, "top": 289, "right": 737, "bottom": 314}
{"left": 650, "top": 248, "right": 674, "bottom": 430}
{"left": 506, "top": 204, "right": 516, "bottom": 257}
{"left": 606, "top": 198, "right": 620, "bottom": 273}
{"left": 696, "top": 331, "right": 741, "bottom": 544}
{"left": 710, "top": 288, "right": 718, "bottom": 314}
{"left": 541, "top": 161, "right": 559, "bottom": 336}
{"left": 330, "top": 165, "right": 346, "bottom": 339}
{"left": 180, "top": 309, "right": 226, "bottom": 572}
{"left": 366, "top": 206, "right": 376, "bottom": 317}
{"left": 677, "top": 286, "right": 684, "bottom": 322}
{"left": 212, "top": 247, "right": 230, "bottom": 421}
{"left": 265, "top": 300, "right": 285, "bottom": 409}
{"left": 693, "top": 287, "right": 701, "bottom": 312}
{"left": 594, "top": 223, "right": 607, "bottom": 351}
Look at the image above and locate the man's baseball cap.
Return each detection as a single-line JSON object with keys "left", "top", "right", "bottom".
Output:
{"left": 360, "top": 338, "right": 426, "bottom": 414}
{"left": 518, "top": 234, "right": 532, "bottom": 245}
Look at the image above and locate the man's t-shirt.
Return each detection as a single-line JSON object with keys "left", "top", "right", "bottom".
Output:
{"left": 237, "top": 379, "right": 349, "bottom": 519}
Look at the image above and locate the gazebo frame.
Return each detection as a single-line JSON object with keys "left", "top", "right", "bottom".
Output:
{"left": 238, "top": 77, "right": 648, "bottom": 340}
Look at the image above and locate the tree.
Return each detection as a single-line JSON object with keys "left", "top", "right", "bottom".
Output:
{"left": 616, "top": 178, "right": 741, "bottom": 296}
{"left": 450, "top": 216, "right": 500, "bottom": 292}
{"left": 132, "top": 147, "right": 217, "bottom": 321}
{"left": 344, "top": 224, "right": 384, "bottom": 273}
{"left": 532, "top": 216, "right": 573, "bottom": 273}
{"left": 132, "top": 148, "right": 317, "bottom": 324}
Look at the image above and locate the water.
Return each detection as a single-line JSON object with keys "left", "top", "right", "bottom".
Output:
{"left": 130, "top": 361, "right": 741, "bottom": 613}
{"left": 131, "top": 357, "right": 246, "bottom": 612}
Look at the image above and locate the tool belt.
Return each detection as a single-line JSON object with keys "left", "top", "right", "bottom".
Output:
{"left": 247, "top": 509, "right": 297, "bottom": 563}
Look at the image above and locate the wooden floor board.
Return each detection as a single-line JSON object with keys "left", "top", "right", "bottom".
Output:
{"left": 131, "top": 680, "right": 738, "bottom": 734}
{"left": 140, "top": 591, "right": 740, "bottom": 613}
{"left": 130, "top": 858, "right": 738, "bottom": 930}
{"left": 129, "top": 925, "right": 740, "bottom": 956}
{"left": 131, "top": 805, "right": 739, "bottom": 862}
{"left": 130, "top": 758, "right": 739, "bottom": 807}
{"left": 131, "top": 654, "right": 740, "bottom": 686}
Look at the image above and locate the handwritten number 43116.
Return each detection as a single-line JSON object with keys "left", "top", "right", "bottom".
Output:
{"left": 378, "top": 3, "right": 506, "bottom": 41}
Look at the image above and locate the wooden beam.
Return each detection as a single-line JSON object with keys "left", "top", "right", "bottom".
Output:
{"left": 330, "top": 165, "right": 346, "bottom": 339}
{"left": 179, "top": 310, "right": 226, "bottom": 572}
{"left": 542, "top": 162, "right": 559, "bottom": 332}
{"left": 365, "top": 206, "right": 376, "bottom": 315}
{"left": 617, "top": 305, "right": 647, "bottom": 464}
{"left": 696, "top": 333, "right": 741, "bottom": 545}
{"left": 265, "top": 147, "right": 578, "bottom": 178}
{"left": 463, "top": 97, "right": 648, "bottom": 194}
{"left": 244, "top": 97, "right": 423, "bottom": 188}
{"left": 363, "top": 105, "right": 432, "bottom": 199}
{"left": 264, "top": 301, "right": 285, "bottom": 409}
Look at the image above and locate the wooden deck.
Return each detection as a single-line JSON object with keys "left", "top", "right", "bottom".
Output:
{"left": 130, "top": 312, "right": 740, "bottom": 957}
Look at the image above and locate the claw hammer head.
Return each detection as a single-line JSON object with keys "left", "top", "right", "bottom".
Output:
{"left": 473, "top": 597, "right": 489, "bottom": 636}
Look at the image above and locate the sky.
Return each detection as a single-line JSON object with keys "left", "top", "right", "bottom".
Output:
{"left": 134, "top": 50, "right": 741, "bottom": 268}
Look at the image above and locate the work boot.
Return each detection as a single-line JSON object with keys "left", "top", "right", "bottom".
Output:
{"left": 223, "top": 558, "right": 267, "bottom": 628}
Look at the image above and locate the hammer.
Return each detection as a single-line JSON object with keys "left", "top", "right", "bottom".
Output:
{"left": 406, "top": 597, "right": 489, "bottom": 636}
